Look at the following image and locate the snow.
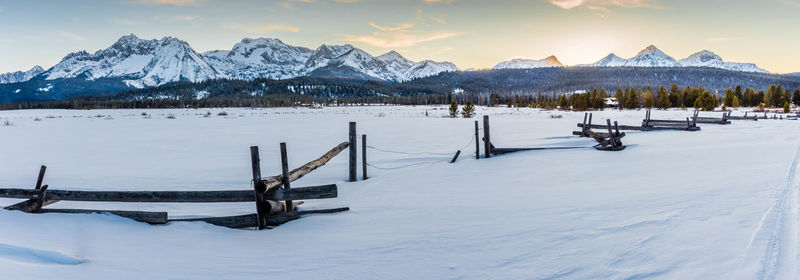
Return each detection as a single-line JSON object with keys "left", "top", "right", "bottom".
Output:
{"left": 586, "top": 46, "right": 770, "bottom": 73}
{"left": 679, "top": 50, "right": 768, "bottom": 73}
{"left": 0, "top": 66, "right": 44, "bottom": 84}
{"left": 36, "top": 84, "right": 53, "bottom": 92}
{"left": 1, "top": 106, "right": 799, "bottom": 279}
{"left": 493, "top": 56, "right": 564, "bottom": 69}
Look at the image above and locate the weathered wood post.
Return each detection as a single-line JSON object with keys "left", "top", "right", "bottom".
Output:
{"left": 32, "top": 165, "right": 48, "bottom": 212}
{"left": 588, "top": 113, "right": 593, "bottom": 127}
{"left": 35, "top": 165, "right": 46, "bottom": 190}
{"left": 483, "top": 115, "right": 491, "bottom": 158}
{"left": 474, "top": 120, "right": 480, "bottom": 159}
{"left": 606, "top": 119, "right": 616, "bottom": 149}
{"left": 362, "top": 134, "right": 367, "bottom": 180}
{"left": 582, "top": 113, "right": 588, "bottom": 135}
{"left": 250, "top": 146, "right": 268, "bottom": 230}
{"left": 450, "top": 150, "right": 461, "bottom": 163}
{"left": 349, "top": 122, "right": 357, "bottom": 182}
{"left": 3, "top": 165, "right": 49, "bottom": 212}
{"left": 280, "top": 143, "right": 292, "bottom": 212}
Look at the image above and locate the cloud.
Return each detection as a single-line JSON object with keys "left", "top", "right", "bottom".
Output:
{"left": 545, "top": 0, "right": 655, "bottom": 10}
{"left": 226, "top": 24, "right": 300, "bottom": 33}
{"left": 369, "top": 22, "right": 414, "bottom": 31}
{"left": 344, "top": 31, "right": 459, "bottom": 48}
{"left": 58, "top": 31, "right": 86, "bottom": 41}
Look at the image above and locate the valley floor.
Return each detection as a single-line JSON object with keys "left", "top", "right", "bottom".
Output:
{"left": 0, "top": 106, "right": 798, "bottom": 279}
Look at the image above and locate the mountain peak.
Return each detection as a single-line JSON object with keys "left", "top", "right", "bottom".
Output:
{"left": 637, "top": 45, "right": 665, "bottom": 56}
{"left": 493, "top": 56, "right": 564, "bottom": 70}
{"left": 377, "top": 51, "right": 409, "bottom": 63}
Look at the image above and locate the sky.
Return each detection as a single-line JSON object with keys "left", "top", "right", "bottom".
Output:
{"left": 0, "top": 0, "right": 799, "bottom": 74}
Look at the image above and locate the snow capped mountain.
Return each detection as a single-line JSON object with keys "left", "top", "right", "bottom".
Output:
{"left": 586, "top": 46, "right": 770, "bottom": 73}
{"left": 493, "top": 56, "right": 563, "bottom": 69}
{"left": 203, "top": 38, "right": 313, "bottom": 80}
{"left": 400, "top": 60, "right": 459, "bottom": 81}
{"left": 678, "top": 50, "right": 768, "bottom": 73}
{"left": 589, "top": 45, "right": 679, "bottom": 67}
{"left": 0, "top": 66, "right": 44, "bottom": 84}
{"left": 586, "top": 53, "right": 627, "bottom": 67}
{"left": 43, "top": 34, "right": 221, "bottom": 88}
{"left": 27, "top": 34, "right": 458, "bottom": 90}
{"left": 377, "top": 51, "right": 416, "bottom": 78}
{"left": 622, "top": 45, "right": 679, "bottom": 67}
{"left": 306, "top": 45, "right": 456, "bottom": 81}
{"left": 311, "top": 46, "right": 391, "bottom": 80}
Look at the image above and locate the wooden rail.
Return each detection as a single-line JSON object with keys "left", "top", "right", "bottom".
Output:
{"left": 0, "top": 184, "right": 337, "bottom": 203}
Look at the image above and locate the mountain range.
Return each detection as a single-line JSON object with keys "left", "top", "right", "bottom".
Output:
{"left": 493, "top": 45, "right": 768, "bottom": 73}
{"left": 7, "top": 35, "right": 458, "bottom": 89}
{"left": 0, "top": 35, "right": 794, "bottom": 104}
{"left": 0, "top": 66, "right": 44, "bottom": 84}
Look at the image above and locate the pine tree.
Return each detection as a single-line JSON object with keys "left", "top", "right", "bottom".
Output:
{"left": 732, "top": 96, "right": 740, "bottom": 108}
{"left": 461, "top": 101, "right": 475, "bottom": 118}
{"left": 643, "top": 89, "right": 655, "bottom": 108}
{"left": 723, "top": 88, "right": 734, "bottom": 107}
{"left": 449, "top": 100, "right": 459, "bottom": 118}
{"left": 793, "top": 89, "right": 800, "bottom": 105}
{"left": 657, "top": 86, "right": 670, "bottom": 109}
{"left": 784, "top": 101, "right": 791, "bottom": 113}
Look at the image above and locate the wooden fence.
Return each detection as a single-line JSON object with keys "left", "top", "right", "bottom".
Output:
{"left": 1, "top": 140, "right": 353, "bottom": 230}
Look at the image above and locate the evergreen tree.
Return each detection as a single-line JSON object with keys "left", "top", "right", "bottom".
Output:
{"left": 449, "top": 100, "right": 459, "bottom": 118}
{"left": 732, "top": 96, "right": 740, "bottom": 108}
{"left": 461, "top": 101, "right": 475, "bottom": 118}
{"left": 643, "top": 89, "right": 655, "bottom": 108}
{"left": 657, "top": 86, "right": 670, "bottom": 109}
{"left": 793, "top": 89, "right": 800, "bottom": 105}
{"left": 784, "top": 101, "right": 791, "bottom": 113}
{"left": 723, "top": 88, "right": 734, "bottom": 107}
{"left": 694, "top": 91, "right": 717, "bottom": 111}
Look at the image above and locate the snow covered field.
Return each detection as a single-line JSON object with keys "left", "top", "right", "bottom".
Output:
{"left": 1, "top": 106, "right": 798, "bottom": 279}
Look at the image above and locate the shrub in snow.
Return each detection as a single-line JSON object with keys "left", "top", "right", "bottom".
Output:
{"left": 461, "top": 101, "right": 476, "bottom": 118}
{"left": 141, "top": 112, "right": 148, "bottom": 116}
{"left": 166, "top": 114, "right": 176, "bottom": 119}
{"left": 217, "top": 111, "right": 228, "bottom": 116}
{"left": 33, "top": 117, "right": 41, "bottom": 121}
{"left": 449, "top": 101, "right": 459, "bottom": 118}
{"left": 3, "top": 120, "right": 11, "bottom": 126}
{"left": 550, "top": 114, "right": 563, "bottom": 119}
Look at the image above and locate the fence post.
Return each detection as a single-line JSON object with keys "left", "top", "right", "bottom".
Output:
{"left": 362, "top": 134, "right": 368, "bottom": 180}
{"left": 474, "top": 120, "right": 480, "bottom": 159}
{"left": 450, "top": 150, "right": 461, "bottom": 163}
{"left": 33, "top": 184, "right": 48, "bottom": 213}
{"left": 250, "top": 146, "right": 268, "bottom": 230}
{"left": 35, "top": 165, "right": 46, "bottom": 190}
{"left": 280, "top": 143, "right": 292, "bottom": 212}
{"left": 349, "top": 122, "right": 357, "bottom": 182}
{"left": 483, "top": 115, "right": 491, "bottom": 158}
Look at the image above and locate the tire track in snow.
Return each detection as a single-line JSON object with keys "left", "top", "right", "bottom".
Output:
{"left": 756, "top": 143, "right": 800, "bottom": 280}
